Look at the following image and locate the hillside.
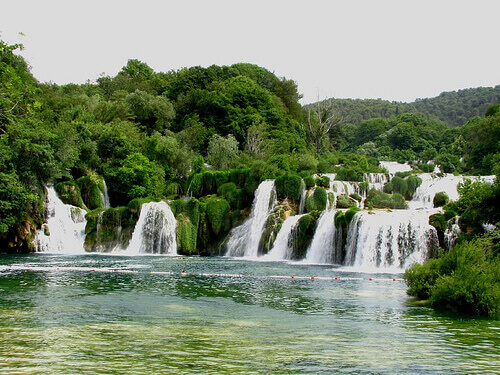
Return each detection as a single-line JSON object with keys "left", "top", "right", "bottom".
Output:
{"left": 316, "top": 85, "right": 500, "bottom": 126}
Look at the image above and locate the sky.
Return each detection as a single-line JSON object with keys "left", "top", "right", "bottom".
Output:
{"left": 1, "top": 0, "right": 499, "bottom": 104}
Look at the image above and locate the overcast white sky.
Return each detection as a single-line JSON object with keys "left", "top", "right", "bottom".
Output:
{"left": 1, "top": 0, "right": 499, "bottom": 104}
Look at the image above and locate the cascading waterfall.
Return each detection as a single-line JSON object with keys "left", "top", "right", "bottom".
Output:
{"left": 380, "top": 161, "right": 412, "bottom": 176}
{"left": 343, "top": 209, "right": 439, "bottom": 271}
{"left": 261, "top": 214, "right": 305, "bottom": 261}
{"left": 298, "top": 182, "right": 307, "bottom": 215}
{"left": 364, "top": 173, "right": 389, "bottom": 192}
{"left": 444, "top": 216, "right": 461, "bottom": 250}
{"left": 101, "top": 179, "right": 111, "bottom": 209}
{"left": 35, "top": 186, "right": 87, "bottom": 253}
{"left": 226, "top": 180, "right": 277, "bottom": 258}
{"left": 304, "top": 209, "right": 338, "bottom": 264}
{"left": 124, "top": 201, "right": 177, "bottom": 255}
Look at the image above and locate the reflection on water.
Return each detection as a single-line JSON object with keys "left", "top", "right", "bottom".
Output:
{"left": 0, "top": 254, "right": 498, "bottom": 374}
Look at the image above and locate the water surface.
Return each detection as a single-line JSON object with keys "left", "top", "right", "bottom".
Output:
{"left": 0, "top": 254, "right": 498, "bottom": 374}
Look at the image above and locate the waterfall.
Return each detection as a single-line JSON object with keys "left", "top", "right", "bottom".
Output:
{"left": 262, "top": 214, "right": 305, "bottom": 261}
{"left": 304, "top": 209, "right": 338, "bottom": 264}
{"left": 298, "top": 182, "right": 307, "bottom": 215}
{"left": 226, "top": 180, "right": 277, "bottom": 258}
{"left": 35, "top": 186, "right": 87, "bottom": 253}
{"left": 343, "top": 210, "right": 439, "bottom": 271}
{"left": 124, "top": 201, "right": 177, "bottom": 255}
{"left": 364, "top": 173, "right": 389, "bottom": 192}
{"left": 444, "top": 216, "right": 461, "bottom": 250}
{"left": 379, "top": 161, "right": 412, "bottom": 176}
{"left": 101, "top": 179, "right": 111, "bottom": 209}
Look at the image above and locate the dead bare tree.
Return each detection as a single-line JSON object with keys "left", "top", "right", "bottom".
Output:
{"left": 307, "top": 99, "right": 343, "bottom": 153}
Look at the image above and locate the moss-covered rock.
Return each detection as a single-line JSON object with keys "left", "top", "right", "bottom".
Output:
{"left": 429, "top": 213, "right": 446, "bottom": 248}
{"left": 305, "top": 187, "right": 327, "bottom": 212}
{"left": 84, "top": 206, "right": 139, "bottom": 252}
{"left": 259, "top": 199, "right": 294, "bottom": 255}
{"left": 290, "top": 213, "right": 318, "bottom": 259}
{"left": 76, "top": 175, "right": 105, "bottom": 210}
{"left": 55, "top": 181, "right": 85, "bottom": 208}
{"left": 205, "top": 197, "right": 230, "bottom": 236}
{"left": 433, "top": 191, "right": 449, "bottom": 207}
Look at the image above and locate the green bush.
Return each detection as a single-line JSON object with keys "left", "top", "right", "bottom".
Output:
{"left": 303, "top": 176, "right": 315, "bottom": 189}
{"left": 344, "top": 207, "right": 360, "bottom": 225}
{"left": 217, "top": 182, "right": 243, "bottom": 209}
{"left": 433, "top": 192, "right": 449, "bottom": 208}
{"left": 404, "top": 239, "right": 500, "bottom": 318}
{"left": 335, "top": 167, "right": 364, "bottom": 182}
{"left": 383, "top": 181, "right": 393, "bottom": 194}
{"left": 336, "top": 194, "right": 355, "bottom": 209}
{"left": 291, "top": 214, "right": 317, "bottom": 259}
{"left": 315, "top": 175, "right": 330, "bottom": 188}
{"left": 305, "top": 187, "right": 327, "bottom": 212}
{"left": 391, "top": 176, "right": 408, "bottom": 196}
{"left": 405, "top": 176, "right": 422, "bottom": 200}
{"left": 365, "top": 189, "right": 407, "bottom": 209}
{"left": 55, "top": 181, "right": 85, "bottom": 208}
{"left": 275, "top": 174, "right": 303, "bottom": 202}
{"left": 391, "top": 193, "right": 407, "bottom": 209}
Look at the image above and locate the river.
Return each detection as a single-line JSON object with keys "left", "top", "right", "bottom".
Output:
{"left": 0, "top": 254, "right": 498, "bottom": 374}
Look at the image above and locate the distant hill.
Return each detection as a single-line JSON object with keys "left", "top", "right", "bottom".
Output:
{"left": 315, "top": 85, "right": 500, "bottom": 126}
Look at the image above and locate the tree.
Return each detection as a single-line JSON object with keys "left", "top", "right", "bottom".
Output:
{"left": 206, "top": 134, "right": 239, "bottom": 170}
{"left": 307, "top": 100, "right": 343, "bottom": 153}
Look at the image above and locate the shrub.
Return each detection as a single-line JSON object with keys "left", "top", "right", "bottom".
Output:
{"left": 433, "top": 192, "right": 449, "bottom": 208}
{"left": 275, "top": 174, "right": 303, "bottom": 202}
{"left": 218, "top": 182, "right": 243, "bottom": 210}
{"left": 405, "top": 176, "right": 422, "bottom": 200}
{"left": 391, "top": 193, "right": 407, "bottom": 209}
{"left": 335, "top": 167, "right": 364, "bottom": 182}
{"left": 404, "top": 239, "right": 500, "bottom": 318}
{"left": 55, "top": 181, "right": 85, "bottom": 208}
{"left": 305, "top": 187, "right": 327, "bottom": 212}
{"left": 336, "top": 194, "right": 355, "bottom": 209}
{"left": 391, "top": 176, "right": 408, "bottom": 197}
{"left": 315, "top": 175, "right": 330, "bottom": 188}
{"left": 76, "top": 176, "right": 104, "bottom": 210}
{"left": 344, "top": 207, "right": 360, "bottom": 225}
{"left": 303, "top": 176, "right": 315, "bottom": 189}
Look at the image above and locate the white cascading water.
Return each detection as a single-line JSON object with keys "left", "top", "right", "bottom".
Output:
{"left": 101, "top": 179, "right": 111, "bottom": 209}
{"left": 298, "top": 182, "right": 307, "bottom": 215}
{"left": 124, "top": 201, "right": 177, "bottom": 255}
{"left": 444, "top": 216, "right": 461, "bottom": 250}
{"left": 364, "top": 173, "right": 389, "bottom": 192}
{"left": 226, "top": 180, "right": 277, "bottom": 258}
{"left": 343, "top": 209, "right": 439, "bottom": 272}
{"left": 304, "top": 209, "right": 338, "bottom": 264}
{"left": 262, "top": 214, "right": 306, "bottom": 261}
{"left": 379, "top": 161, "right": 412, "bottom": 176}
{"left": 35, "top": 186, "right": 87, "bottom": 253}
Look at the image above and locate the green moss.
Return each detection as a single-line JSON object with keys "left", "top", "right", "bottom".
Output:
{"left": 175, "top": 213, "right": 197, "bottom": 254}
{"left": 55, "top": 181, "right": 85, "bottom": 208}
{"left": 291, "top": 214, "right": 317, "bottom": 259}
{"left": 76, "top": 176, "right": 104, "bottom": 210}
{"left": 305, "top": 187, "right": 327, "bottom": 212}
{"left": 84, "top": 206, "right": 139, "bottom": 252}
{"left": 344, "top": 207, "right": 360, "bottom": 225}
{"left": 205, "top": 197, "right": 230, "bottom": 236}
{"left": 275, "top": 173, "right": 303, "bottom": 202}
{"left": 433, "top": 192, "right": 449, "bottom": 208}
{"left": 217, "top": 182, "right": 243, "bottom": 210}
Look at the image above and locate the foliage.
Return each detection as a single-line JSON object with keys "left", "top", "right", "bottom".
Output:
{"left": 365, "top": 189, "right": 407, "bottom": 209}
{"left": 275, "top": 174, "right": 302, "bottom": 202}
{"left": 55, "top": 181, "right": 85, "bottom": 208}
{"left": 206, "top": 134, "right": 239, "bottom": 170}
{"left": 205, "top": 197, "right": 230, "bottom": 236}
{"left": 305, "top": 187, "right": 327, "bottom": 212}
{"left": 433, "top": 192, "right": 449, "bottom": 208}
{"left": 404, "top": 238, "right": 500, "bottom": 318}
{"left": 335, "top": 194, "right": 355, "bottom": 209}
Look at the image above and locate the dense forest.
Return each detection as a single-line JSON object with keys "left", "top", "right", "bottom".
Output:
{"left": 1, "top": 39, "right": 499, "bottom": 316}
{"left": 317, "top": 85, "right": 500, "bottom": 126}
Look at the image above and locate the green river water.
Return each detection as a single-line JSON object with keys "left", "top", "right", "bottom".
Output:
{"left": 0, "top": 254, "right": 498, "bottom": 374}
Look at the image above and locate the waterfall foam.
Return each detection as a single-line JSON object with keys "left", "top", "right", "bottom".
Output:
{"left": 226, "top": 180, "right": 277, "bottom": 258}
{"left": 262, "top": 214, "right": 305, "bottom": 261}
{"left": 101, "top": 179, "right": 111, "bottom": 209}
{"left": 344, "top": 209, "right": 439, "bottom": 272}
{"left": 124, "top": 201, "right": 177, "bottom": 255}
{"left": 35, "top": 186, "right": 87, "bottom": 253}
{"left": 304, "top": 209, "right": 338, "bottom": 264}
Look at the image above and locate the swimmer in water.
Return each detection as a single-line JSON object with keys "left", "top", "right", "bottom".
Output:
{"left": 181, "top": 270, "right": 188, "bottom": 276}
